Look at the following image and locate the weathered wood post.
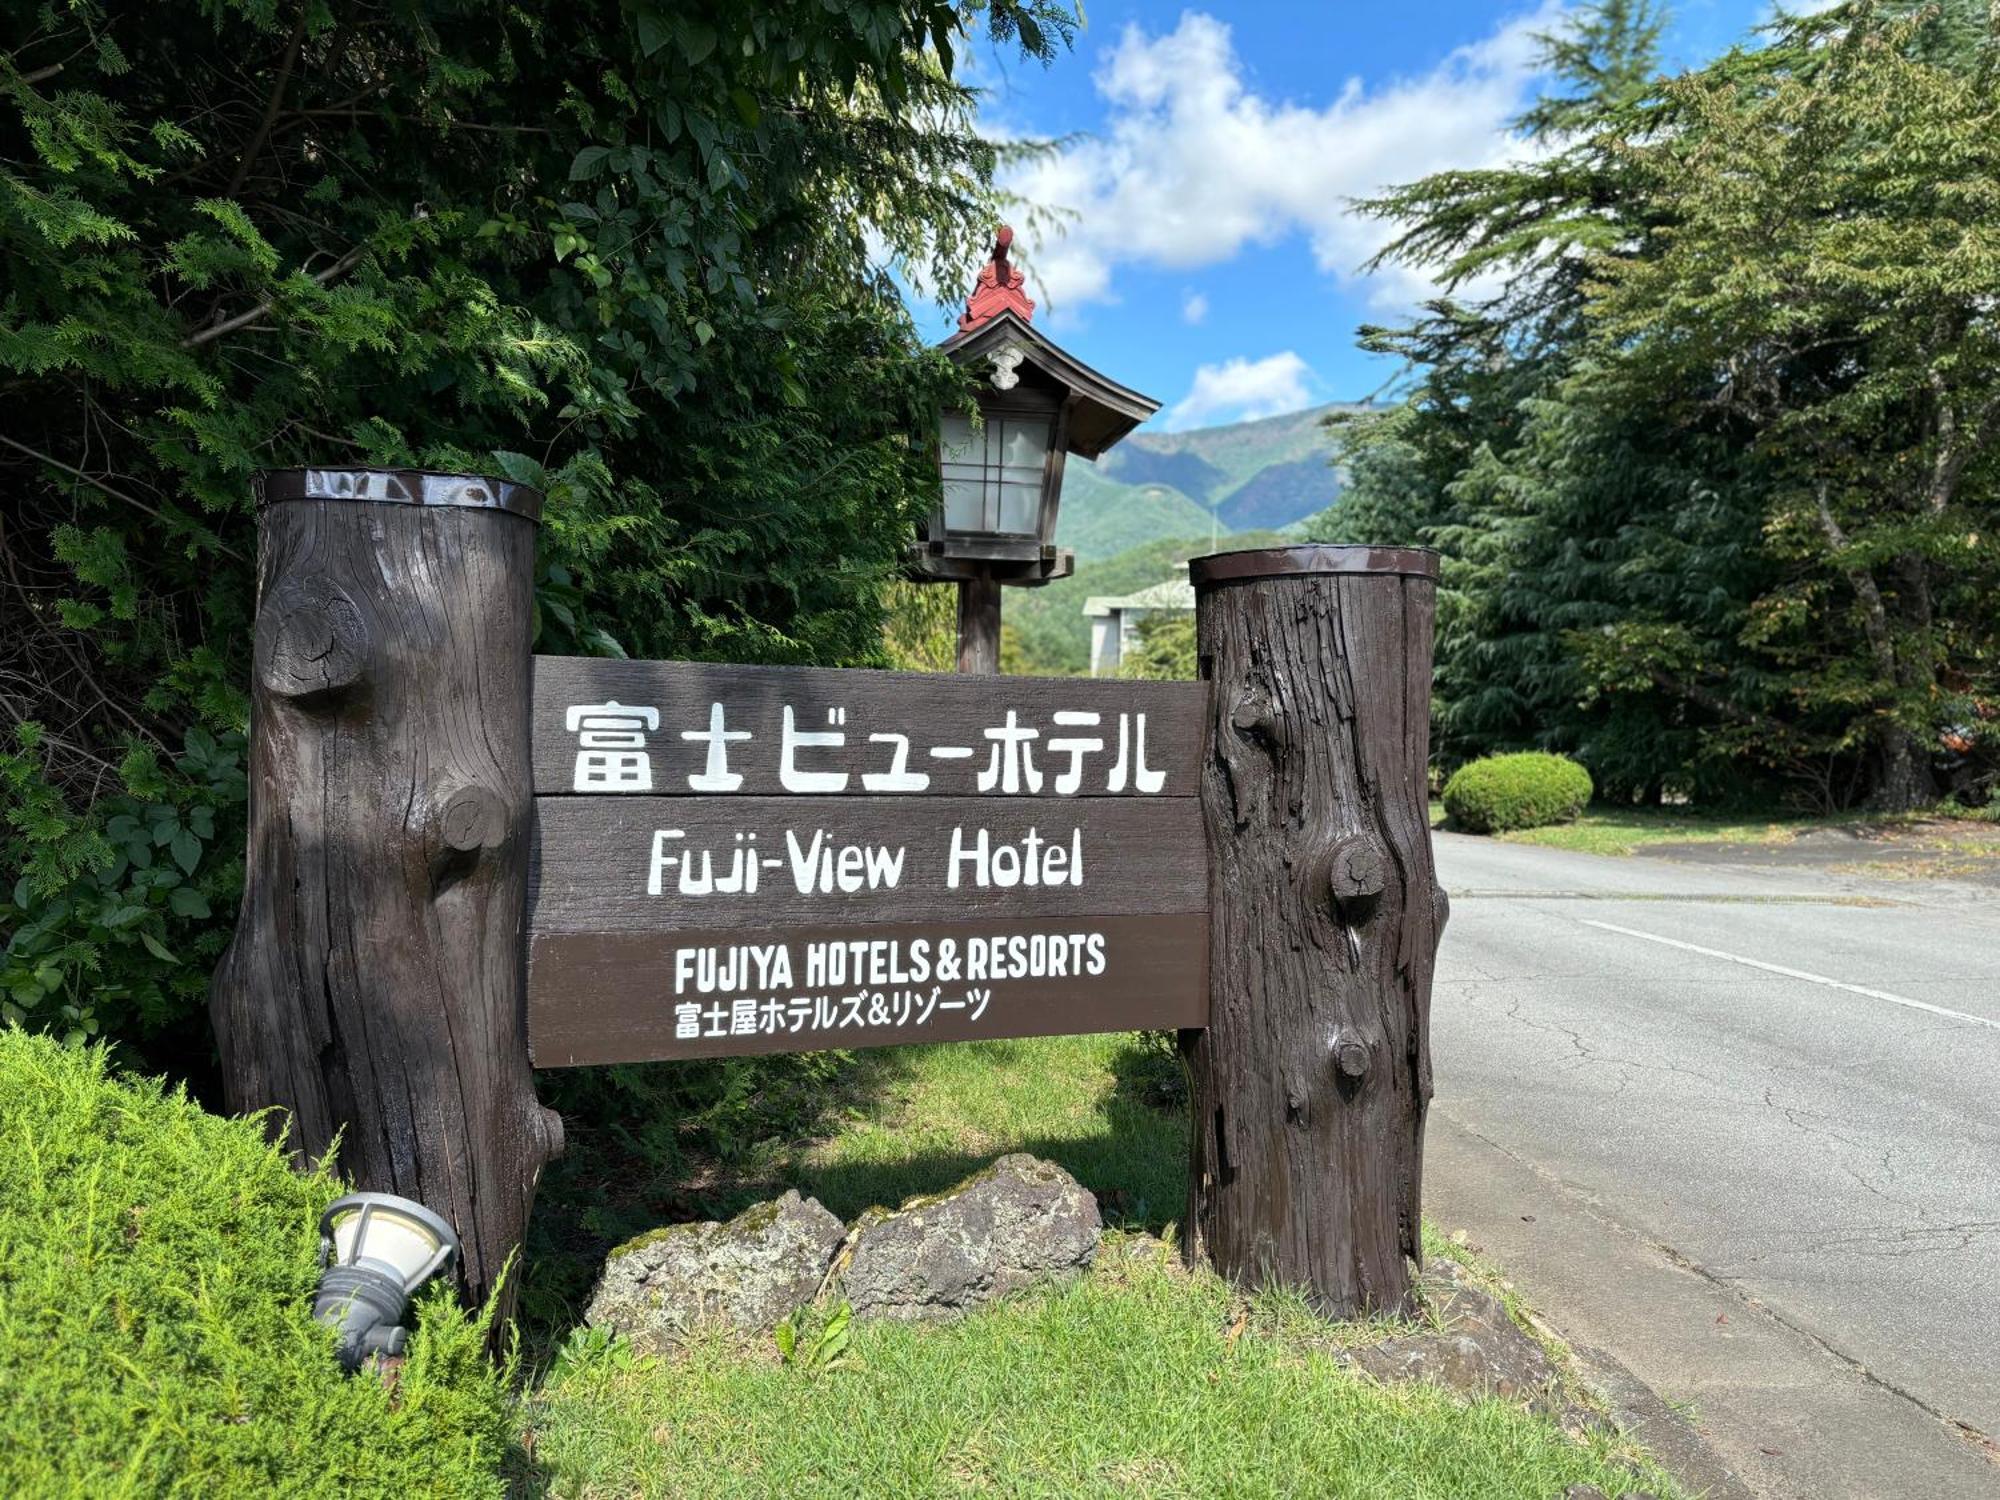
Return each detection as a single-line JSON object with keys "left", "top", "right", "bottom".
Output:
{"left": 211, "top": 468, "right": 562, "bottom": 1318}
{"left": 955, "top": 575, "right": 1003, "bottom": 675}
{"left": 1183, "top": 544, "right": 1446, "bottom": 1317}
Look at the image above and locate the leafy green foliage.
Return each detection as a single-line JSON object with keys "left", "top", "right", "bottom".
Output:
{"left": 1319, "top": 0, "right": 2000, "bottom": 811}
{"left": 0, "top": 1028, "right": 515, "bottom": 1495}
{"left": 1119, "top": 611, "right": 1196, "bottom": 681}
{"left": 881, "top": 579, "right": 959, "bottom": 673}
{"left": 3, "top": 723, "right": 243, "bottom": 1056}
{"left": 1585, "top": 1, "right": 2000, "bottom": 809}
{"left": 774, "top": 1299, "right": 855, "bottom": 1372}
{"left": 1441, "top": 752, "right": 1595, "bottom": 835}
{"left": 1, "top": 0, "right": 1077, "bottom": 1075}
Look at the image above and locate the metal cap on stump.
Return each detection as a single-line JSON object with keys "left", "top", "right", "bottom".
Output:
{"left": 210, "top": 468, "right": 563, "bottom": 1323}
{"left": 1184, "top": 543, "right": 1447, "bottom": 1317}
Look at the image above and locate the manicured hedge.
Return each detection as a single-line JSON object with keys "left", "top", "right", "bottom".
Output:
{"left": 1441, "top": 753, "right": 1594, "bottom": 834}
{"left": 0, "top": 1030, "right": 515, "bottom": 1497}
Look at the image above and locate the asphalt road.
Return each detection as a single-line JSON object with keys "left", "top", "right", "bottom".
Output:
{"left": 1425, "top": 832, "right": 2000, "bottom": 1497}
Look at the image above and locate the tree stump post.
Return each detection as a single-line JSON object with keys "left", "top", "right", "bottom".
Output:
{"left": 1184, "top": 544, "right": 1446, "bottom": 1317}
{"left": 211, "top": 468, "right": 562, "bottom": 1319}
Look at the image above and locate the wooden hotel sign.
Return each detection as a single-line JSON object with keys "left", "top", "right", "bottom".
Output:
{"left": 524, "top": 658, "right": 1210, "bottom": 1066}
{"left": 210, "top": 464, "right": 1441, "bottom": 1324}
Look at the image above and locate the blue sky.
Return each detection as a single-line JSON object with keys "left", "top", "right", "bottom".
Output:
{"left": 910, "top": 1, "right": 1779, "bottom": 430}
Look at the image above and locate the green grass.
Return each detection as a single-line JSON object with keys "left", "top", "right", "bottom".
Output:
{"left": 524, "top": 1236, "right": 1668, "bottom": 1499}
{"left": 1487, "top": 802, "right": 2000, "bottom": 857}
{"left": 785, "top": 1033, "right": 1186, "bottom": 1231}
{"left": 5, "top": 1023, "right": 1685, "bottom": 1496}
{"left": 519, "top": 1034, "right": 1682, "bottom": 1499}
{"left": 1496, "top": 806, "right": 1820, "bottom": 856}
{"left": 0, "top": 1029, "right": 516, "bottom": 1499}
{"left": 1428, "top": 794, "right": 1824, "bottom": 855}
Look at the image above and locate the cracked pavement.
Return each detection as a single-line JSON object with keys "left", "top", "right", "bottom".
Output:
{"left": 1423, "top": 832, "right": 2000, "bottom": 1498}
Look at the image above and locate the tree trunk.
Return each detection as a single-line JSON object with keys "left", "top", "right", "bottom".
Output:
{"left": 210, "top": 469, "right": 562, "bottom": 1319}
{"left": 1870, "top": 724, "right": 1938, "bottom": 813}
{"left": 1183, "top": 545, "right": 1446, "bottom": 1318}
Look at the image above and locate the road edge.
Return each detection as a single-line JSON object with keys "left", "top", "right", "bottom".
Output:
{"left": 1424, "top": 1106, "right": 2000, "bottom": 1498}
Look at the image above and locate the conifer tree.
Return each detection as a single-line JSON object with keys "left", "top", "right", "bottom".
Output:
{"left": 1318, "top": 0, "right": 2000, "bottom": 810}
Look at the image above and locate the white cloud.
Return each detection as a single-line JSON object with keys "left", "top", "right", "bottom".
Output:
{"left": 1181, "top": 289, "right": 1209, "bottom": 324}
{"left": 1010, "top": 6, "right": 1561, "bottom": 319}
{"left": 1168, "top": 351, "right": 1315, "bottom": 429}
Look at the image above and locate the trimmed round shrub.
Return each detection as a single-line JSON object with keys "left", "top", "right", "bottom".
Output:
{"left": 1441, "top": 753, "right": 1594, "bottom": 834}
{"left": 0, "top": 1030, "right": 515, "bottom": 1497}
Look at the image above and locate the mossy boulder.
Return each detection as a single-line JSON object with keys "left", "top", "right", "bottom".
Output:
{"left": 585, "top": 1190, "right": 844, "bottom": 1352}
{"left": 833, "top": 1153, "right": 1101, "bottom": 1322}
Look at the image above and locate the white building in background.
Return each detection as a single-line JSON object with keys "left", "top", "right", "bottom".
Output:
{"left": 1083, "top": 564, "right": 1196, "bottom": 676}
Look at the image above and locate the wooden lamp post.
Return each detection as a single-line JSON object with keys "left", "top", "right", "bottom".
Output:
{"left": 914, "top": 228, "right": 1158, "bottom": 673}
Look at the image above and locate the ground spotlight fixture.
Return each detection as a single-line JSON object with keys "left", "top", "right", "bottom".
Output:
{"left": 314, "top": 1192, "right": 460, "bottom": 1372}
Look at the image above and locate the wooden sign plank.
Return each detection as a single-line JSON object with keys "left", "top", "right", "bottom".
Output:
{"left": 528, "top": 795, "right": 1206, "bottom": 933}
{"left": 527, "top": 914, "right": 1206, "bottom": 1066}
{"left": 531, "top": 655, "right": 1203, "bottom": 798}
{"left": 525, "top": 657, "right": 1212, "bottom": 1067}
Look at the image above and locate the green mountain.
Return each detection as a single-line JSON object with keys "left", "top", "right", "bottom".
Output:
{"left": 1054, "top": 402, "right": 1366, "bottom": 561}
{"left": 1054, "top": 460, "right": 1214, "bottom": 561}
{"left": 1008, "top": 528, "right": 1292, "bottom": 675}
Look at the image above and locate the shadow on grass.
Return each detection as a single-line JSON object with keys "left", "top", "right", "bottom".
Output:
{"left": 778, "top": 1034, "right": 1188, "bottom": 1229}
{"left": 513, "top": 1033, "right": 1191, "bottom": 1371}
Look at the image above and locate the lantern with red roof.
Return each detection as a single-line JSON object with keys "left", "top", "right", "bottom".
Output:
{"left": 915, "top": 227, "right": 1159, "bottom": 672}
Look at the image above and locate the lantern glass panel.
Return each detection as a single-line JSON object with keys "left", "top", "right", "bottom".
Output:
{"left": 1000, "top": 421, "right": 1048, "bottom": 471}
{"left": 997, "top": 478, "right": 1041, "bottom": 533}
{"left": 937, "top": 411, "right": 1053, "bottom": 536}
{"left": 939, "top": 414, "right": 985, "bottom": 531}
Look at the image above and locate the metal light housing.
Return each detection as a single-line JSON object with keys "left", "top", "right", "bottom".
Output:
{"left": 314, "top": 1191, "right": 460, "bottom": 1372}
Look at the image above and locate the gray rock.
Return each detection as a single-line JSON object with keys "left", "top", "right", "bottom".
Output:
{"left": 1348, "top": 1327, "right": 1557, "bottom": 1405}
{"left": 585, "top": 1189, "right": 844, "bottom": 1352}
{"left": 835, "top": 1153, "right": 1101, "bottom": 1321}
{"left": 1563, "top": 1488, "right": 1609, "bottom": 1500}
{"left": 1342, "top": 1258, "right": 1599, "bottom": 1428}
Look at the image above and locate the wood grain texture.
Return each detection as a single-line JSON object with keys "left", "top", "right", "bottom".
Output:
{"left": 528, "top": 914, "right": 1207, "bottom": 1066}
{"left": 1183, "top": 554, "right": 1445, "bottom": 1318}
{"left": 210, "top": 491, "right": 560, "bottom": 1318}
{"left": 956, "top": 575, "right": 1002, "bottom": 676}
{"left": 528, "top": 795, "right": 1206, "bottom": 933}
{"left": 530, "top": 656, "right": 1202, "bottom": 797}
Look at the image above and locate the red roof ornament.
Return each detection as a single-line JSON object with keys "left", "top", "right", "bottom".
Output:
{"left": 958, "top": 225, "right": 1036, "bottom": 332}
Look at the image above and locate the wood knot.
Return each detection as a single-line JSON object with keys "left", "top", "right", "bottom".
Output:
{"left": 1314, "top": 832, "right": 1387, "bottom": 923}
{"left": 256, "top": 582, "right": 367, "bottom": 705}
{"left": 1228, "top": 688, "right": 1277, "bottom": 747}
{"left": 438, "top": 785, "right": 509, "bottom": 852}
{"left": 536, "top": 1105, "right": 566, "bottom": 1163}
{"left": 1328, "top": 837, "right": 1386, "bottom": 902}
{"left": 1333, "top": 1033, "right": 1371, "bottom": 1080}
